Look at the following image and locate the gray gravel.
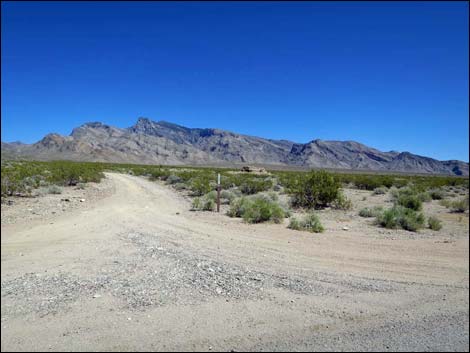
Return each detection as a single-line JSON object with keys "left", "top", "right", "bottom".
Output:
{"left": 2, "top": 231, "right": 403, "bottom": 319}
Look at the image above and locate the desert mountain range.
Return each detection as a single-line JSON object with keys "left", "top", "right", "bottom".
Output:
{"left": 1, "top": 117, "right": 468, "bottom": 176}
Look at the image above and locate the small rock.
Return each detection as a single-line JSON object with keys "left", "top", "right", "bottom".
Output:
{"left": 342, "top": 226, "right": 349, "bottom": 231}
{"left": 61, "top": 198, "right": 70, "bottom": 202}
{"left": 93, "top": 294, "right": 101, "bottom": 298}
{"left": 79, "top": 199, "right": 85, "bottom": 202}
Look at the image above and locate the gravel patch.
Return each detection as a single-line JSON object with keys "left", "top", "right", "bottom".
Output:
{"left": 1, "top": 231, "right": 401, "bottom": 319}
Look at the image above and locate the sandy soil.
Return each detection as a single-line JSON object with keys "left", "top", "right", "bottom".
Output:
{"left": 1, "top": 173, "right": 468, "bottom": 351}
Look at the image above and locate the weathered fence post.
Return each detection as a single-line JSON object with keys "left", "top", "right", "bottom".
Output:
{"left": 216, "top": 173, "right": 221, "bottom": 212}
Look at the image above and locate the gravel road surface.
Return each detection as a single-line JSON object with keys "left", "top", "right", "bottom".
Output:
{"left": 1, "top": 173, "right": 468, "bottom": 351}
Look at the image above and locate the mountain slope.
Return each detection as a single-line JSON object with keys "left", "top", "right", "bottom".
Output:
{"left": 1, "top": 117, "right": 468, "bottom": 175}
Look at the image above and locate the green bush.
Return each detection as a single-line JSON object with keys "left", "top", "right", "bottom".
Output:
{"left": 358, "top": 206, "right": 383, "bottom": 218}
{"left": 1, "top": 160, "right": 104, "bottom": 197}
{"left": 227, "top": 195, "right": 285, "bottom": 223}
{"left": 391, "top": 188, "right": 424, "bottom": 211}
{"left": 440, "top": 196, "right": 469, "bottom": 213}
{"left": 166, "top": 174, "right": 182, "bottom": 184}
{"left": 289, "top": 170, "right": 341, "bottom": 209}
{"left": 191, "top": 197, "right": 201, "bottom": 211}
{"left": 242, "top": 197, "right": 285, "bottom": 224}
{"left": 396, "top": 193, "right": 423, "bottom": 211}
{"left": 189, "top": 177, "right": 212, "bottom": 196}
{"left": 46, "top": 185, "right": 62, "bottom": 194}
{"left": 372, "top": 186, "right": 388, "bottom": 195}
{"left": 148, "top": 168, "right": 171, "bottom": 181}
{"left": 239, "top": 178, "right": 273, "bottom": 195}
{"left": 428, "top": 189, "right": 445, "bottom": 200}
{"left": 428, "top": 216, "right": 442, "bottom": 231}
{"left": 173, "top": 183, "right": 187, "bottom": 191}
{"left": 220, "top": 190, "right": 236, "bottom": 204}
{"left": 191, "top": 196, "right": 215, "bottom": 211}
{"left": 288, "top": 213, "right": 324, "bottom": 233}
{"left": 202, "top": 198, "right": 215, "bottom": 211}
{"left": 331, "top": 191, "right": 353, "bottom": 210}
{"left": 227, "top": 197, "right": 250, "bottom": 218}
{"left": 375, "top": 206, "right": 425, "bottom": 232}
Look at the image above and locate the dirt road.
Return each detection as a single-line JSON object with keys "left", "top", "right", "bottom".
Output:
{"left": 1, "top": 173, "right": 468, "bottom": 351}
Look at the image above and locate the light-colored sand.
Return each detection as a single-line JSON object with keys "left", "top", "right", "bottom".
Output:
{"left": 1, "top": 173, "right": 468, "bottom": 351}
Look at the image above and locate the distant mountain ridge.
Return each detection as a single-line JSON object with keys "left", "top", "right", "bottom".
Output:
{"left": 1, "top": 117, "right": 468, "bottom": 176}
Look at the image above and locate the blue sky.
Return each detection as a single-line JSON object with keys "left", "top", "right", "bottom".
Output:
{"left": 1, "top": 1, "right": 468, "bottom": 161}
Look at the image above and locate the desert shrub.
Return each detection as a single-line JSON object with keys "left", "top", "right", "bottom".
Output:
{"left": 191, "top": 196, "right": 215, "bottom": 211}
{"left": 227, "top": 197, "right": 250, "bottom": 218}
{"left": 358, "top": 206, "right": 383, "bottom": 218}
{"left": 428, "top": 216, "right": 442, "bottom": 231}
{"left": 417, "top": 191, "right": 432, "bottom": 202}
{"left": 149, "top": 168, "right": 171, "bottom": 181}
{"left": 203, "top": 190, "right": 217, "bottom": 202}
{"left": 440, "top": 196, "right": 469, "bottom": 213}
{"left": 191, "top": 197, "right": 201, "bottom": 211}
{"left": 242, "top": 197, "right": 285, "bottom": 224}
{"left": 173, "top": 183, "right": 187, "bottom": 191}
{"left": 189, "top": 177, "right": 212, "bottom": 196}
{"left": 288, "top": 213, "right": 324, "bottom": 233}
{"left": 239, "top": 178, "right": 273, "bottom": 195}
{"left": 428, "top": 189, "right": 445, "bottom": 200}
{"left": 227, "top": 195, "right": 285, "bottom": 223}
{"left": 220, "top": 190, "right": 236, "bottom": 204}
{"left": 331, "top": 191, "right": 353, "bottom": 210}
{"left": 375, "top": 206, "right": 425, "bottom": 232}
{"left": 166, "top": 174, "right": 182, "bottom": 185}
{"left": 289, "top": 170, "right": 341, "bottom": 209}
{"left": 372, "top": 186, "right": 388, "bottom": 195}
{"left": 396, "top": 194, "right": 423, "bottom": 211}
{"left": 391, "top": 188, "right": 423, "bottom": 211}
{"left": 46, "top": 185, "right": 62, "bottom": 194}
{"left": 1, "top": 160, "right": 104, "bottom": 197}
{"left": 202, "top": 198, "right": 215, "bottom": 211}
{"left": 256, "top": 191, "right": 278, "bottom": 202}
{"left": 287, "top": 217, "right": 302, "bottom": 230}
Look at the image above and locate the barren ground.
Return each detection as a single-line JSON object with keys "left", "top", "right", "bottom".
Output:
{"left": 1, "top": 173, "right": 469, "bottom": 351}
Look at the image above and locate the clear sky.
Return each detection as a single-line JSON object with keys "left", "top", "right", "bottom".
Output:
{"left": 1, "top": 1, "right": 468, "bottom": 162}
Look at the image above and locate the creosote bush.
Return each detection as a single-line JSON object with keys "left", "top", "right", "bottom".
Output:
{"left": 375, "top": 206, "right": 425, "bottom": 232}
{"left": 191, "top": 196, "right": 215, "bottom": 211}
{"left": 227, "top": 195, "right": 286, "bottom": 223}
{"left": 428, "top": 216, "right": 442, "bottom": 231}
{"left": 166, "top": 174, "right": 182, "bottom": 185}
{"left": 391, "top": 188, "right": 423, "bottom": 211}
{"left": 331, "top": 191, "right": 353, "bottom": 210}
{"left": 289, "top": 170, "right": 341, "bottom": 209}
{"left": 358, "top": 206, "right": 383, "bottom": 218}
{"left": 288, "top": 213, "right": 324, "bottom": 233}
{"left": 428, "top": 189, "right": 445, "bottom": 200}
{"left": 372, "top": 186, "right": 388, "bottom": 195}
{"left": 46, "top": 185, "right": 62, "bottom": 194}
{"left": 440, "top": 196, "right": 469, "bottom": 213}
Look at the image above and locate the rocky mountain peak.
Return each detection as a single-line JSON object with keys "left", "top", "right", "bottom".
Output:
{"left": 2, "top": 117, "right": 467, "bottom": 176}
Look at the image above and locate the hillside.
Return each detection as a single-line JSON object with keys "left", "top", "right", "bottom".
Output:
{"left": 2, "top": 117, "right": 468, "bottom": 175}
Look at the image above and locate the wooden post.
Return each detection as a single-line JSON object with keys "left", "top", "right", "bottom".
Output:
{"left": 216, "top": 173, "right": 221, "bottom": 212}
